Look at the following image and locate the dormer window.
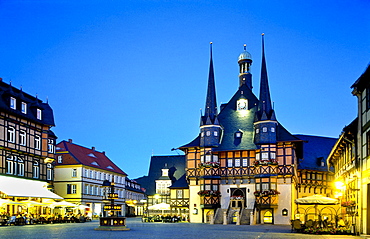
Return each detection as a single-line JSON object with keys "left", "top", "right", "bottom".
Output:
{"left": 235, "top": 130, "right": 243, "bottom": 138}
{"left": 10, "top": 97, "right": 16, "bottom": 110}
{"left": 21, "top": 102, "right": 27, "bottom": 114}
{"left": 37, "top": 109, "right": 42, "bottom": 120}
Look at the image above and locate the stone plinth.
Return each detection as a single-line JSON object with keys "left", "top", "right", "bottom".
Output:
{"left": 94, "top": 217, "right": 130, "bottom": 231}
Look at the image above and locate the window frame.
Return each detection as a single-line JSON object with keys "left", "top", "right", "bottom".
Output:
{"left": 10, "top": 97, "right": 16, "bottom": 110}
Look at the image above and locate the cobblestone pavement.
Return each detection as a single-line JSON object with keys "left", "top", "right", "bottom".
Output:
{"left": 0, "top": 217, "right": 366, "bottom": 239}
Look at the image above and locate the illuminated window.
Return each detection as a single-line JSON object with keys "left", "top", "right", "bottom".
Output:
{"left": 19, "top": 130, "right": 26, "bottom": 146}
{"left": 7, "top": 126, "right": 15, "bottom": 143}
{"left": 34, "top": 135, "right": 41, "bottom": 150}
{"left": 58, "top": 155, "right": 62, "bottom": 163}
{"left": 6, "top": 155, "right": 14, "bottom": 174}
{"left": 214, "top": 131, "right": 218, "bottom": 136}
{"left": 177, "top": 190, "right": 183, "bottom": 198}
{"left": 235, "top": 159, "right": 240, "bottom": 167}
{"left": 206, "top": 131, "right": 211, "bottom": 136}
{"left": 47, "top": 164, "right": 52, "bottom": 180}
{"left": 242, "top": 158, "right": 248, "bottom": 166}
{"left": 262, "top": 153, "right": 269, "bottom": 160}
{"left": 262, "top": 127, "right": 267, "bottom": 132}
{"left": 48, "top": 139, "right": 55, "bottom": 153}
{"left": 10, "top": 97, "right": 16, "bottom": 109}
{"left": 17, "top": 157, "right": 24, "bottom": 176}
{"left": 228, "top": 159, "right": 233, "bottom": 167}
{"left": 271, "top": 127, "right": 275, "bottom": 132}
{"left": 256, "top": 128, "right": 259, "bottom": 134}
{"left": 72, "top": 168, "right": 77, "bottom": 177}
{"left": 21, "top": 102, "right": 27, "bottom": 114}
{"left": 237, "top": 99, "right": 248, "bottom": 110}
{"left": 33, "top": 161, "right": 39, "bottom": 178}
{"left": 85, "top": 185, "right": 89, "bottom": 194}
{"left": 37, "top": 109, "right": 42, "bottom": 120}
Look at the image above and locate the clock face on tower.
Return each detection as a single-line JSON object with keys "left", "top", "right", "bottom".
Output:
{"left": 237, "top": 99, "right": 248, "bottom": 111}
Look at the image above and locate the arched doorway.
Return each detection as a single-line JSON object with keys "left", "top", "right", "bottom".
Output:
{"left": 263, "top": 210, "right": 273, "bottom": 224}
{"left": 230, "top": 188, "right": 246, "bottom": 208}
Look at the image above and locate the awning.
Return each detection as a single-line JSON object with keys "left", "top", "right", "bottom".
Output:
{"left": 0, "top": 175, "right": 63, "bottom": 199}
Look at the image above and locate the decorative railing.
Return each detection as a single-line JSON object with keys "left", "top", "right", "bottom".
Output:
{"left": 255, "top": 196, "right": 278, "bottom": 207}
{"left": 187, "top": 165, "right": 294, "bottom": 178}
{"left": 198, "top": 162, "right": 220, "bottom": 168}
{"left": 202, "top": 196, "right": 220, "bottom": 207}
{"left": 254, "top": 159, "right": 278, "bottom": 166}
{"left": 197, "top": 190, "right": 221, "bottom": 197}
{"left": 170, "top": 198, "right": 189, "bottom": 207}
{"left": 253, "top": 190, "right": 280, "bottom": 197}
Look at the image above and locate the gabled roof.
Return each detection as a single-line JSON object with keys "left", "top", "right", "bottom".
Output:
{"left": 135, "top": 155, "right": 186, "bottom": 195}
{"left": 295, "top": 134, "right": 337, "bottom": 171}
{"left": 0, "top": 80, "right": 55, "bottom": 126}
{"left": 214, "top": 83, "right": 259, "bottom": 151}
{"left": 351, "top": 64, "right": 370, "bottom": 93}
{"left": 169, "top": 174, "right": 188, "bottom": 189}
{"left": 56, "top": 140, "right": 127, "bottom": 176}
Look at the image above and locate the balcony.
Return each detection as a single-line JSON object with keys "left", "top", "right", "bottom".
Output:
{"left": 201, "top": 196, "right": 221, "bottom": 209}
{"left": 255, "top": 195, "right": 278, "bottom": 208}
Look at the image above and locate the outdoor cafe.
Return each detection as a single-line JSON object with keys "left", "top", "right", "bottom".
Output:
{"left": 0, "top": 175, "right": 90, "bottom": 226}
{"left": 291, "top": 195, "right": 355, "bottom": 235}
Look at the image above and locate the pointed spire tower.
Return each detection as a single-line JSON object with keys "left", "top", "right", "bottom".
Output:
{"left": 254, "top": 34, "right": 277, "bottom": 145}
{"left": 200, "top": 42, "right": 222, "bottom": 148}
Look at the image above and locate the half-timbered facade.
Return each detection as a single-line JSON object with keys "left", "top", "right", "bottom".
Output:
{"left": 0, "top": 79, "right": 62, "bottom": 215}
{"left": 179, "top": 37, "right": 336, "bottom": 225}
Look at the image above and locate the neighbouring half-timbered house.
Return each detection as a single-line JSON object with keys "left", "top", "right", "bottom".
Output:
{"left": 0, "top": 79, "right": 62, "bottom": 216}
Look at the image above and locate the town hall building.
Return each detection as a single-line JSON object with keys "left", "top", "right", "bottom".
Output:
{"left": 178, "top": 35, "right": 336, "bottom": 224}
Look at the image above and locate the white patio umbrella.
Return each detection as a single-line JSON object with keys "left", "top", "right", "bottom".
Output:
{"left": 295, "top": 195, "right": 338, "bottom": 205}
{"left": 148, "top": 203, "right": 170, "bottom": 210}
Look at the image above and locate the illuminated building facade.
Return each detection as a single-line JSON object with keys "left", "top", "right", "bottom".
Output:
{"left": 179, "top": 37, "right": 336, "bottom": 225}
{"left": 54, "top": 139, "right": 127, "bottom": 217}
{"left": 0, "top": 79, "right": 62, "bottom": 215}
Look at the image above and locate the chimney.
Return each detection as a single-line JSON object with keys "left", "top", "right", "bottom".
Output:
{"left": 68, "top": 139, "right": 72, "bottom": 143}
{"left": 92, "top": 146, "right": 95, "bottom": 151}
{"left": 102, "top": 151, "right": 105, "bottom": 155}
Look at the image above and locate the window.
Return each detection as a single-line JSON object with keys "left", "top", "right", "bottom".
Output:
{"left": 237, "top": 99, "right": 248, "bottom": 110}
{"left": 262, "top": 152, "right": 269, "bottom": 160}
{"left": 10, "top": 97, "right": 16, "bottom": 109}
{"left": 6, "top": 155, "right": 14, "bottom": 174}
{"left": 256, "top": 128, "right": 260, "bottom": 134}
{"left": 256, "top": 153, "right": 260, "bottom": 161}
{"left": 7, "top": 126, "right": 15, "bottom": 143}
{"left": 271, "top": 152, "right": 276, "bottom": 159}
{"left": 205, "top": 155, "right": 211, "bottom": 162}
{"left": 34, "top": 135, "right": 41, "bottom": 150}
{"left": 228, "top": 159, "right": 233, "bottom": 167}
{"left": 47, "top": 164, "right": 52, "bottom": 180}
{"left": 72, "top": 169, "right": 77, "bottom": 177}
{"left": 85, "top": 185, "right": 89, "bottom": 194}
{"left": 262, "top": 127, "right": 267, "bottom": 132}
{"left": 19, "top": 130, "right": 26, "bottom": 146}
{"left": 33, "top": 161, "right": 39, "bottom": 178}
{"left": 17, "top": 157, "right": 24, "bottom": 176}
{"left": 214, "top": 131, "right": 218, "bottom": 136}
{"left": 242, "top": 158, "right": 248, "bottom": 167}
{"left": 271, "top": 127, "right": 275, "bottom": 132}
{"left": 67, "top": 184, "right": 77, "bottom": 194}
{"left": 48, "top": 139, "right": 55, "bottom": 153}
{"left": 36, "top": 108, "right": 42, "bottom": 120}
{"left": 205, "top": 185, "right": 211, "bottom": 190}
{"left": 206, "top": 131, "right": 211, "bottom": 136}
{"left": 90, "top": 186, "right": 94, "bottom": 195}
{"left": 235, "top": 159, "right": 240, "bottom": 167}
{"left": 58, "top": 155, "right": 62, "bottom": 163}
{"left": 95, "top": 186, "right": 99, "bottom": 196}
{"left": 235, "top": 132, "right": 242, "bottom": 138}
{"left": 21, "top": 102, "right": 27, "bottom": 114}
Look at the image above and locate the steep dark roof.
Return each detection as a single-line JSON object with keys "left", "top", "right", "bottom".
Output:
{"left": 277, "top": 124, "right": 302, "bottom": 142}
{"left": 295, "top": 135, "right": 337, "bottom": 171}
{"left": 215, "top": 84, "right": 259, "bottom": 151}
{"left": 135, "top": 155, "right": 186, "bottom": 195}
{"left": 169, "top": 174, "right": 188, "bottom": 189}
{"left": 0, "top": 80, "right": 55, "bottom": 126}
{"left": 351, "top": 64, "right": 370, "bottom": 92}
{"left": 56, "top": 140, "right": 127, "bottom": 175}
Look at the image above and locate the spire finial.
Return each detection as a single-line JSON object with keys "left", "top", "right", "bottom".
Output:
{"left": 243, "top": 44, "right": 246, "bottom": 51}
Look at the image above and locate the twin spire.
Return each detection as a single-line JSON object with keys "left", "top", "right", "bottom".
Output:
{"left": 201, "top": 35, "right": 276, "bottom": 126}
{"left": 201, "top": 42, "right": 219, "bottom": 126}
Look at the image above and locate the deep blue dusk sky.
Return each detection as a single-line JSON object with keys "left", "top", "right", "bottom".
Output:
{"left": 0, "top": 0, "right": 369, "bottom": 179}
